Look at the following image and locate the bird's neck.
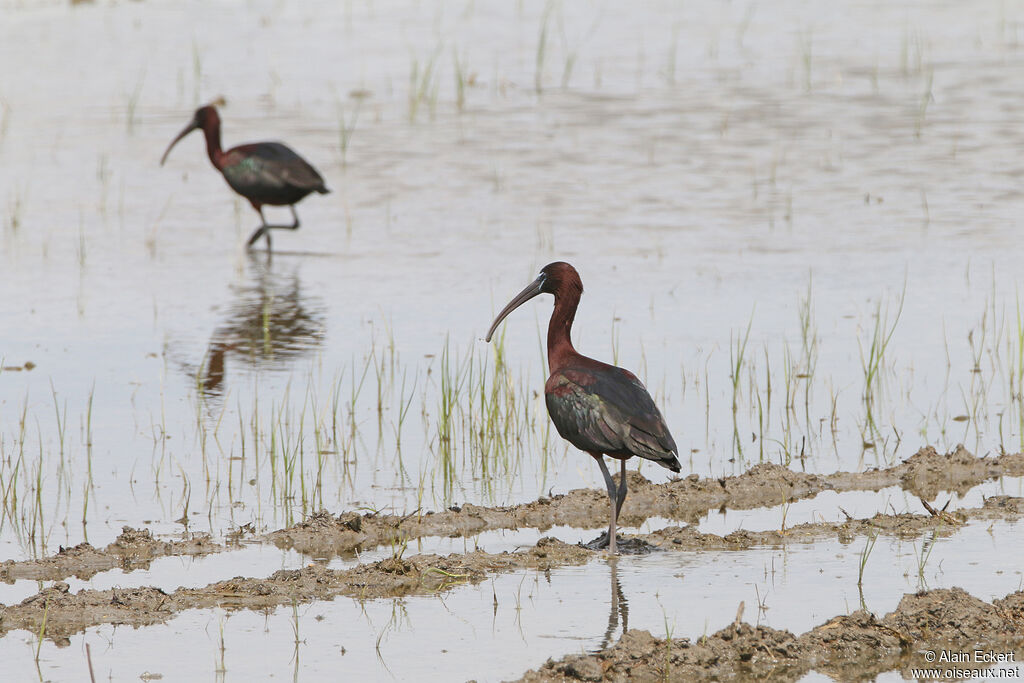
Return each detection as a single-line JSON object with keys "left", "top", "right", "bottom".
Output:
{"left": 203, "top": 123, "right": 226, "bottom": 169}
{"left": 547, "top": 291, "right": 580, "bottom": 373}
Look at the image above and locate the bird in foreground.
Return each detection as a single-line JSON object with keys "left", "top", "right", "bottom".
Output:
{"left": 160, "top": 102, "right": 329, "bottom": 251}
{"left": 486, "top": 262, "right": 681, "bottom": 554}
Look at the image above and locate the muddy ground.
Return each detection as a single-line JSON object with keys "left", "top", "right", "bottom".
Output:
{"left": 266, "top": 445, "right": 1024, "bottom": 558}
{"left": 512, "top": 587, "right": 1024, "bottom": 682}
{"left": 2, "top": 444, "right": 1018, "bottom": 586}
{"left": 0, "top": 527, "right": 222, "bottom": 583}
{"left": 2, "top": 489, "right": 1022, "bottom": 639}
{"left": 1, "top": 445, "right": 1022, "bottom": 679}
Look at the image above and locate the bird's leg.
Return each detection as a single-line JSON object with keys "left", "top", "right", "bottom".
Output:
{"left": 248, "top": 207, "right": 301, "bottom": 248}
{"left": 593, "top": 454, "right": 619, "bottom": 555}
{"left": 615, "top": 459, "right": 628, "bottom": 519}
{"left": 247, "top": 207, "right": 271, "bottom": 249}
{"left": 285, "top": 205, "right": 301, "bottom": 230}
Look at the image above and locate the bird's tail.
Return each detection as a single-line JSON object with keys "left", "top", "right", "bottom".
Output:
{"left": 317, "top": 186, "right": 331, "bottom": 195}
{"left": 658, "top": 453, "right": 682, "bottom": 473}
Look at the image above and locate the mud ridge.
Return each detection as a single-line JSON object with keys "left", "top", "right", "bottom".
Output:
{"left": 511, "top": 588, "right": 1024, "bottom": 682}
{"left": 268, "top": 445, "right": 1024, "bottom": 557}
{"left": 644, "top": 494, "right": 1024, "bottom": 550}
{"left": 0, "top": 527, "right": 222, "bottom": 583}
{"left": 1, "top": 445, "right": 1021, "bottom": 586}
{"left": 2, "top": 495, "right": 1024, "bottom": 640}
{"left": 0, "top": 537, "right": 590, "bottom": 639}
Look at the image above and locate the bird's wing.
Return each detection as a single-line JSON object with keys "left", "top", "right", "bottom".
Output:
{"left": 545, "top": 365, "right": 679, "bottom": 470}
{"left": 545, "top": 375, "right": 623, "bottom": 454}
{"left": 225, "top": 143, "right": 326, "bottom": 193}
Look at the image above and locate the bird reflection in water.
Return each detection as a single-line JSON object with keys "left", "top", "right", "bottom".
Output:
{"left": 597, "top": 559, "right": 630, "bottom": 651}
{"left": 189, "top": 254, "right": 326, "bottom": 400}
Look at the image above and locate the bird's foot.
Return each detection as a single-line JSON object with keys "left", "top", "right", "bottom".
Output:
{"left": 582, "top": 531, "right": 612, "bottom": 550}
{"left": 246, "top": 226, "right": 269, "bottom": 248}
{"left": 581, "top": 532, "right": 656, "bottom": 555}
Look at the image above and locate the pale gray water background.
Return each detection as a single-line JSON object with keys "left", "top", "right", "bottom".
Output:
{"left": 2, "top": 0, "right": 1024, "bottom": 680}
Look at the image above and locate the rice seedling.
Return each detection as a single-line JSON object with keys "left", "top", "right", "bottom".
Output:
{"left": 779, "top": 345, "right": 796, "bottom": 463}
{"left": 35, "top": 592, "right": 52, "bottom": 662}
{"left": 336, "top": 98, "right": 360, "bottom": 167}
{"left": 408, "top": 46, "right": 442, "bottom": 123}
{"left": 662, "top": 24, "right": 680, "bottom": 86}
{"left": 534, "top": 2, "right": 555, "bottom": 94}
{"left": 858, "top": 288, "right": 905, "bottom": 455}
{"left": 535, "top": 218, "right": 554, "bottom": 251}
{"left": 661, "top": 606, "right": 675, "bottom": 681}
{"left": 81, "top": 384, "right": 95, "bottom": 528}
{"left": 1009, "top": 292, "right": 1024, "bottom": 452}
{"left": 730, "top": 312, "right": 754, "bottom": 460}
{"left": 191, "top": 38, "right": 203, "bottom": 105}
{"left": 755, "top": 359, "right": 767, "bottom": 462}
{"left": 610, "top": 314, "right": 621, "bottom": 366}
{"left": 914, "top": 531, "right": 938, "bottom": 590}
{"left": 215, "top": 614, "right": 227, "bottom": 675}
{"left": 452, "top": 48, "right": 468, "bottom": 111}
{"left": 914, "top": 69, "right": 934, "bottom": 139}
{"left": 421, "top": 566, "right": 471, "bottom": 592}
{"left": 31, "top": 429, "right": 47, "bottom": 557}
{"left": 857, "top": 530, "right": 878, "bottom": 589}
{"left": 435, "top": 338, "right": 472, "bottom": 501}
{"left": 177, "top": 466, "right": 192, "bottom": 526}
{"left": 798, "top": 29, "right": 813, "bottom": 92}
{"left": 753, "top": 584, "right": 769, "bottom": 622}
{"left": 778, "top": 495, "right": 790, "bottom": 532}
{"left": 731, "top": 313, "right": 754, "bottom": 413}
{"left": 125, "top": 68, "right": 146, "bottom": 133}
{"left": 553, "top": 4, "right": 602, "bottom": 89}
{"left": 95, "top": 154, "right": 112, "bottom": 217}
{"left": 797, "top": 277, "right": 818, "bottom": 426}
{"left": 145, "top": 197, "right": 173, "bottom": 258}
{"left": 6, "top": 184, "right": 26, "bottom": 233}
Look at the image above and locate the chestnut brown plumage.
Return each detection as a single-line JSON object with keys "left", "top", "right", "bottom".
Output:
{"left": 161, "top": 103, "right": 329, "bottom": 251}
{"left": 486, "top": 262, "right": 680, "bottom": 554}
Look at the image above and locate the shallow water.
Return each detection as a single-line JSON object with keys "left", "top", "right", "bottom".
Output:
{"left": 1, "top": 519, "right": 1021, "bottom": 681}
{"left": 697, "top": 474, "right": 1024, "bottom": 536}
{"left": 3, "top": 0, "right": 1024, "bottom": 679}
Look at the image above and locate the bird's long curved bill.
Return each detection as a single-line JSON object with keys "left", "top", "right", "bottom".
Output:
{"left": 160, "top": 120, "right": 199, "bottom": 166}
{"left": 485, "top": 275, "right": 544, "bottom": 342}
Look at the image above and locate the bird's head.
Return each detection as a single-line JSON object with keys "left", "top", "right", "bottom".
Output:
{"left": 485, "top": 262, "right": 583, "bottom": 342}
{"left": 192, "top": 104, "right": 221, "bottom": 130}
{"left": 160, "top": 99, "right": 225, "bottom": 166}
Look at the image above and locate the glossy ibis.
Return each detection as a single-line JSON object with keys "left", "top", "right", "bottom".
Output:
{"left": 486, "top": 262, "right": 681, "bottom": 554}
{"left": 160, "top": 103, "right": 329, "bottom": 250}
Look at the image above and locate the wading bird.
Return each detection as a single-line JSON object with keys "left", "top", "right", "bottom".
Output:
{"left": 485, "top": 262, "right": 681, "bottom": 554}
{"left": 160, "top": 103, "right": 329, "bottom": 250}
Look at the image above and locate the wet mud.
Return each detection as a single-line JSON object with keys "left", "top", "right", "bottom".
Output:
{"left": 646, "top": 493, "right": 1023, "bottom": 550}
{"left": 0, "top": 443, "right": 1022, "bottom": 679}
{"left": 1, "top": 445, "right": 1015, "bottom": 587}
{"left": 2, "top": 491, "right": 1023, "bottom": 642}
{"left": 512, "top": 588, "right": 1024, "bottom": 682}
{"left": 0, "top": 527, "right": 222, "bottom": 583}
{"left": 267, "top": 445, "right": 1024, "bottom": 557}
{"left": 0, "top": 446, "right": 1021, "bottom": 586}
{"left": 0, "top": 537, "right": 591, "bottom": 639}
